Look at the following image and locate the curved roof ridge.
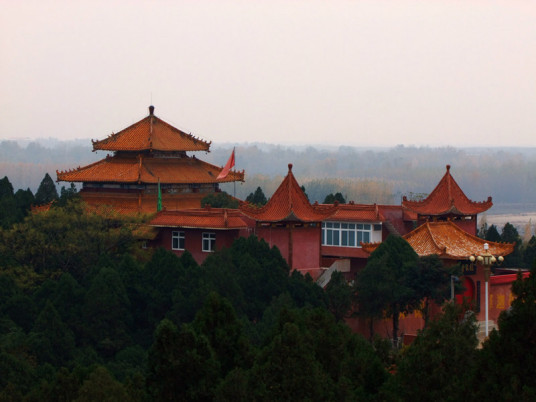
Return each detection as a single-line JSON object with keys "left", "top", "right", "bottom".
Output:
{"left": 239, "top": 163, "right": 336, "bottom": 222}
{"left": 92, "top": 107, "right": 211, "bottom": 152}
{"left": 402, "top": 165, "right": 492, "bottom": 216}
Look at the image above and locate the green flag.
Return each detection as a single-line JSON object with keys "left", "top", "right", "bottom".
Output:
{"left": 157, "top": 179, "right": 162, "bottom": 212}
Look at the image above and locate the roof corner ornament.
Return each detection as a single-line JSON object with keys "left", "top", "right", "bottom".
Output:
{"left": 288, "top": 163, "right": 293, "bottom": 172}
{"left": 446, "top": 164, "right": 451, "bottom": 172}
{"left": 149, "top": 105, "right": 155, "bottom": 116}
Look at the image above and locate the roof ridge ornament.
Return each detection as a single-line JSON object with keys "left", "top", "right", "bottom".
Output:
{"left": 149, "top": 105, "right": 155, "bottom": 115}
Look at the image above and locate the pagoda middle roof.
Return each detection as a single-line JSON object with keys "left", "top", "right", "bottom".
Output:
{"left": 56, "top": 154, "right": 244, "bottom": 184}
{"left": 362, "top": 221, "right": 514, "bottom": 259}
{"left": 91, "top": 106, "right": 211, "bottom": 152}
{"left": 150, "top": 208, "right": 249, "bottom": 230}
{"left": 402, "top": 165, "right": 492, "bottom": 216}
{"left": 239, "top": 164, "right": 337, "bottom": 223}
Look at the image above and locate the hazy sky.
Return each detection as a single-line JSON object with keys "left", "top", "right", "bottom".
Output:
{"left": 1, "top": 0, "right": 535, "bottom": 147}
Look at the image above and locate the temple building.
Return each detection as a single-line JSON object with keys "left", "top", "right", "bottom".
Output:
{"left": 56, "top": 106, "right": 244, "bottom": 213}
{"left": 147, "top": 163, "right": 522, "bottom": 341}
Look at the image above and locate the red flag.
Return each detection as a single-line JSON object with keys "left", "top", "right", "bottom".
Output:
{"left": 217, "top": 148, "right": 235, "bottom": 179}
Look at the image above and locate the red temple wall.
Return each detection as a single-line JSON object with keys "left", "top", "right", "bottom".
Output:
{"left": 154, "top": 228, "right": 242, "bottom": 265}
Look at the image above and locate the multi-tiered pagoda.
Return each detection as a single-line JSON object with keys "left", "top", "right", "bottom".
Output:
{"left": 57, "top": 106, "right": 244, "bottom": 213}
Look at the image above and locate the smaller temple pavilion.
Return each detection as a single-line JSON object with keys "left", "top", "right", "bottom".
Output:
{"left": 402, "top": 164, "right": 493, "bottom": 235}
{"left": 57, "top": 106, "right": 244, "bottom": 213}
{"left": 361, "top": 221, "right": 518, "bottom": 336}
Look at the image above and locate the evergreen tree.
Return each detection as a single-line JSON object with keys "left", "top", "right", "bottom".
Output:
{"left": 323, "top": 192, "right": 346, "bottom": 204}
{"left": 485, "top": 224, "right": 501, "bottom": 242}
{"left": 245, "top": 186, "right": 267, "bottom": 206}
{"left": 501, "top": 222, "right": 523, "bottom": 267}
{"left": 201, "top": 192, "right": 238, "bottom": 208}
{"left": 147, "top": 319, "right": 220, "bottom": 401}
{"left": 356, "top": 235, "right": 420, "bottom": 346}
{"left": 393, "top": 303, "right": 478, "bottom": 401}
{"left": 524, "top": 236, "right": 536, "bottom": 268}
{"left": 34, "top": 173, "right": 59, "bottom": 205}
{"left": 325, "top": 270, "right": 353, "bottom": 321}
{"left": 475, "top": 266, "right": 536, "bottom": 399}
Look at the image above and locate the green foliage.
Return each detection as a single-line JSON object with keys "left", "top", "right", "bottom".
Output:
{"left": 323, "top": 192, "right": 346, "bottom": 204}
{"left": 75, "top": 366, "right": 129, "bottom": 402}
{"left": 201, "top": 191, "right": 239, "bottom": 208}
{"left": 0, "top": 199, "right": 137, "bottom": 281}
{"left": 83, "top": 267, "right": 132, "bottom": 356}
{"left": 485, "top": 224, "right": 501, "bottom": 242}
{"left": 147, "top": 319, "right": 220, "bottom": 401}
{"left": 356, "top": 235, "right": 420, "bottom": 344}
{"left": 411, "top": 255, "right": 460, "bottom": 326}
{"left": 245, "top": 186, "right": 267, "bottom": 206}
{"left": 392, "top": 302, "right": 478, "bottom": 401}
{"left": 524, "top": 235, "right": 536, "bottom": 268}
{"left": 325, "top": 271, "right": 353, "bottom": 321}
{"left": 501, "top": 222, "right": 524, "bottom": 267}
{"left": 34, "top": 173, "right": 58, "bottom": 205}
{"left": 474, "top": 266, "right": 536, "bottom": 399}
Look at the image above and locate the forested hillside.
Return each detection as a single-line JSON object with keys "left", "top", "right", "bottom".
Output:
{"left": 1, "top": 193, "right": 536, "bottom": 399}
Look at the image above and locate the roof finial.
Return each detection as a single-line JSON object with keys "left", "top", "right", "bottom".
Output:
{"left": 149, "top": 105, "right": 155, "bottom": 116}
{"left": 446, "top": 164, "right": 451, "bottom": 172}
{"left": 288, "top": 163, "right": 293, "bottom": 172}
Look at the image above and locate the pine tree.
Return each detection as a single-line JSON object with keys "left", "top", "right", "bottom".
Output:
{"left": 35, "top": 173, "right": 58, "bottom": 205}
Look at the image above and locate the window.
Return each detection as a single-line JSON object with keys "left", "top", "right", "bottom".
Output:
{"left": 202, "top": 232, "right": 216, "bottom": 252}
{"left": 322, "top": 222, "right": 377, "bottom": 247}
{"left": 172, "top": 231, "right": 185, "bottom": 250}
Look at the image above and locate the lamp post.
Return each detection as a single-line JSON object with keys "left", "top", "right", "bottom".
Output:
{"left": 469, "top": 243, "right": 504, "bottom": 337}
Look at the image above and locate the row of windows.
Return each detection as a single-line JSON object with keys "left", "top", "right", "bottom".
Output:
{"left": 322, "top": 222, "right": 382, "bottom": 247}
{"left": 172, "top": 231, "right": 216, "bottom": 252}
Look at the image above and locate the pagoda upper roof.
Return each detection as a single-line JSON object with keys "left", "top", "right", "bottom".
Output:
{"left": 362, "top": 221, "right": 514, "bottom": 259}
{"left": 402, "top": 165, "right": 492, "bottom": 216}
{"left": 91, "top": 106, "right": 211, "bottom": 152}
{"left": 57, "top": 153, "right": 244, "bottom": 184}
{"left": 239, "top": 164, "right": 337, "bottom": 223}
{"left": 150, "top": 207, "right": 249, "bottom": 230}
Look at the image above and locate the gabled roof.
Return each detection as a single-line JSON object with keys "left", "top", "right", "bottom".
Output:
{"left": 150, "top": 207, "right": 249, "bottom": 230}
{"left": 92, "top": 106, "right": 211, "bottom": 152}
{"left": 402, "top": 165, "right": 492, "bottom": 216}
{"left": 362, "top": 221, "right": 514, "bottom": 259}
{"left": 57, "top": 154, "right": 244, "bottom": 184}
{"left": 239, "top": 164, "right": 337, "bottom": 222}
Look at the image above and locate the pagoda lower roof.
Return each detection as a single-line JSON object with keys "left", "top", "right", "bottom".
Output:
{"left": 402, "top": 165, "right": 492, "bottom": 216}
{"left": 92, "top": 107, "right": 211, "bottom": 152}
{"left": 362, "top": 221, "right": 514, "bottom": 259}
{"left": 150, "top": 208, "right": 249, "bottom": 230}
{"left": 57, "top": 154, "right": 244, "bottom": 184}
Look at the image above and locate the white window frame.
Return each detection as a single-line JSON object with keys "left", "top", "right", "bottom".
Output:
{"left": 202, "top": 232, "right": 216, "bottom": 252}
{"left": 172, "top": 231, "right": 185, "bottom": 250}
{"left": 322, "top": 222, "right": 381, "bottom": 247}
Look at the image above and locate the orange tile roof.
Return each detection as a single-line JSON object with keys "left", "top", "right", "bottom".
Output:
{"left": 239, "top": 164, "right": 337, "bottom": 222}
{"left": 323, "top": 202, "right": 384, "bottom": 222}
{"left": 80, "top": 190, "right": 210, "bottom": 214}
{"left": 57, "top": 154, "right": 245, "bottom": 184}
{"left": 363, "top": 221, "right": 514, "bottom": 259}
{"left": 92, "top": 106, "right": 210, "bottom": 152}
{"left": 402, "top": 165, "right": 492, "bottom": 216}
{"left": 150, "top": 207, "right": 249, "bottom": 230}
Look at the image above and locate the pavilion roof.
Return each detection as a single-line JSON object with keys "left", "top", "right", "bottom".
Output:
{"left": 57, "top": 154, "right": 244, "bottom": 184}
{"left": 150, "top": 207, "right": 249, "bottom": 230}
{"left": 239, "top": 164, "right": 337, "bottom": 223}
{"left": 91, "top": 106, "right": 211, "bottom": 152}
{"left": 362, "top": 221, "right": 514, "bottom": 259}
{"left": 402, "top": 165, "right": 492, "bottom": 216}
